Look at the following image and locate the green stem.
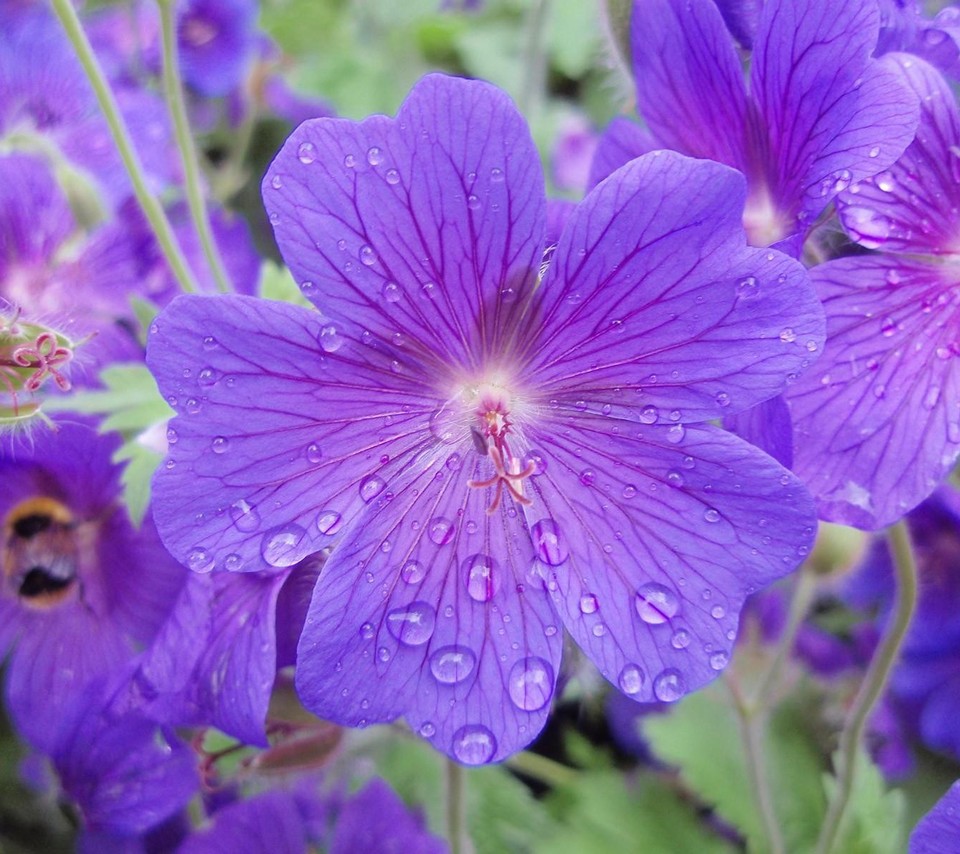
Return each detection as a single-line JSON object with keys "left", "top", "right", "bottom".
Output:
{"left": 446, "top": 758, "right": 468, "bottom": 854}
{"left": 157, "top": 0, "right": 232, "bottom": 294}
{"left": 505, "top": 750, "right": 578, "bottom": 788}
{"left": 815, "top": 520, "right": 918, "bottom": 854}
{"left": 49, "top": 0, "right": 198, "bottom": 295}
{"left": 519, "top": 0, "right": 549, "bottom": 118}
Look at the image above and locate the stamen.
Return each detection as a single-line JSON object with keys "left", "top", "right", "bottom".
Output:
{"left": 468, "top": 437, "right": 536, "bottom": 515}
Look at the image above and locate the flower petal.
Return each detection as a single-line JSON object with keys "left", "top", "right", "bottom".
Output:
{"left": 526, "top": 152, "right": 824, "bottom": 423}
{"left": 147, "top": 294, "right": 440, "bottom": 574}
{"left": 263, "top": 73, "right": 545, "bottom": 371}
{"left": 586, "top": 116, "right": 655, "bottom": 192}
{"left": 786, "top": 256, "right": 960, "bottom": 529}
{"left": 523, "top": 418, "right": 816, "bottom": 702}
{"left": 296, "top": 445, "right": 562, "bottom": 764}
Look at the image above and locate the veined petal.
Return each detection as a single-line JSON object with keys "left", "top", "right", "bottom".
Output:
{"left": 787, "top": 256, "right": 960, "bottom": 529}
{"left": 838, "top": 55, "right": 960, "bottom": 256}
{"left": 723, "top": 394, "right": 795, "bottom": 469}
{"left": 523, "top": 418, "right": 816, "bottom": 702}
{"left": 526, "top": 153, "right": 824, "bottom": 423}
{"left": 753, "top": 0, "right": 919, "bottom": 223}
{"left": 263, "top": 73, "right": 545, "bottom": 373}
{"left": 147, "top": 294, "right": 443, "bottom": 574}
{"left": 630, "top": 0, "right": 750, "bottom": 172}
{"left": 296, "top": 444, "right": 562, "bottom": 765}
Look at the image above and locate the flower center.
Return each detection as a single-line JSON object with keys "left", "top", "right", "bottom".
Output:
{"left": 3, "top": 496, "right": 79, "bottom": 609}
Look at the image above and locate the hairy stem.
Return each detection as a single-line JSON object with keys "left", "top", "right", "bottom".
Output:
{"left": 157, "top": 0, "right": 232, "bottom": 293}
{"left": 815, "top": 520, "right": 918, "bottom": 854}
{"left": 49, "top": 0, "right": 198, "bottom": 294}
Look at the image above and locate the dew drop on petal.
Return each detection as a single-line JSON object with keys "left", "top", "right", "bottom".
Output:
{"left": 366, "top": 146, "right": 383, "bottom": 165}
{"left": 711, "top": 605, "right": 726, "bottom": 619}
{"left": 490, "top": 167, "right": 504, "bottom": 182}
{"left": 634, "top": 582, "right": 680, "bottom": 624}
{"left": 463, "top": 553, "right": 499, "bottom": 602}
{"left": 428, "top": 516, "right": 455, "bottom": 546}
{"left": 617, "top": 664, "right": 644, "bottom": 695}
{"left": 359, "top": 475, "right": 386, "bottom": 503}
{"left": 297, "top": 142, "right": 316, "bottom": 164}
{"left": 579, "top": 593, "right": 598, "bottom": 614}
{"left": 385, "top": 601, "right": 436, "bottom": 645}
{"left": 640, "top": 405, "right": 658, "bottom": 424}
{"left": 671, "top": 629, "right": 690, "bottom": 649}
{"left": 419, "top": 722, "right": 436, "bottom": 738}
{"left": 507, "top": 657, "right": 554, "bottom": 711}
{"left": 522, "top": 449, "right": 547, "bottom": 475}
{"left": 666, "top": 424, "right": 685, "bottom": 444}
{"left": 230, "top": 499, "right": 261, "bottom": 533}
{"left": 401, "top": 560, "right": 425, "bottom": 584}
{"left": 318, "top": 325, "right": 343, "bottom": 353}
{"left": 385, "top": 168, "right": 400, "bottom": 185}
{"left": 622, "top": 484, "right": 637, "bottom": 499}
{"left": 452, "top": 724, "right": 497, "bottom": 765}
{"left": 359, "top": 622, "right": 375, "bottom": 640}
{"left": 779, "top": 328, "right": 797, "bottom": 343}
{"left": 382, "top": 281, "right": 400, "bottom": 303}
{"left": 261, "top": 524, "right": 310, "bottom": 567}
{"left": 429, "top": 645, "right": 477, "bottom": 684}
{"left": 305, "top": 443, "right": 322, "bottom": 463}
{"left": 316, "top": 510, "right": 342, "bottom": 536}
{"left": 270, "top": 174, "right": 282, "bottom": 189}
{"left": 187, "top": 546, "right": 214, "bottom": 573}
{"left": 710, "top": 651, "right": 730, "bottom": 671}
{"left": 531, "top": 518, "right": 569, "bottom": 566}
{"left": 211, "top": 436, "right": 229, "bottom": 454}
{"left": 704, "top": 508, "right": 721, "bottom": 523}
{"left": 359, "top": 244, "right": 377, "bottom": 266}
{"left": 224, "top": 553, "right": 243, "bottom": 570}
{"left": 653, "top": 668, "right": 686, "bottom": 702}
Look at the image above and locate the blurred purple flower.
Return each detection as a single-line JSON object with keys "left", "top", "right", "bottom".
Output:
{"left": 592, "top": 0, "right": 919, "bottom": 251}
{"left": 147, "top": 74, "right": 822, "bottom": 763}
{"left": 785, "top": 57, "right": 960, "bottom": 528}
{"left": 0, "top": 420, "right": 185, "bottom": 751}
{"left": 177, "top": 0, "right": 258, "bottom": 98}
{"left": 551, "top": 113, "right": 598, "bottom": 195}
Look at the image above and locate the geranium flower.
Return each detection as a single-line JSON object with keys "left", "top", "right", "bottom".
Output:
{"left": 147, "top": 73, "right": 823, "bottom": 763}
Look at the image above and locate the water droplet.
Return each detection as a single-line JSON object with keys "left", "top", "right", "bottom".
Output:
{"left": 211, "top": 436, "right": 229, "bottom": 454}
{"left": 634, "top": 582, "right": 680, "bottom": 624}
{"left": 869, "top": 145, "right": 880, "bottom": 158}
{"left": 430, "top": 645, "right": 477, "bottom": 684}
{"left": 382, "top": 281, "right": 400, "bottom": 303}
{"left": 522, "top": 449, "right": 547, "bottom": 475}
{"left": 463, "top": 553, "right": 499, "bottom": 602}
{"left": 366, "top": 146, "right": 383, "bottom": 165}
{"left": 579, "top": 469, "right": 595, "bottom": 486}
{"left": 187, "top": 546, "right": 214, "bottom": 573}
{"left": 166, "top": 427, "right": 178, "bottom": 445}
{"left": 385, "top": 601, "right": 436, "bottom": 645}
{"left": 223, "top": 553, "right": 243, "bottom": 570}
{"left": 316, "top": 510, "right": 342, "bottom": 535}
{"left": 592, "top": 623, "right": 606, "bottom": 637}
{"left": 737, "top": 276, "right": 759, "bottom": 299}
{"left": 622, "top": 484, "right": 637, "bottom": 499}
{"left": 261, "top": 524, "right": 310, "bottom": 567}
{"left": 531, "top": 518, "right": 569, "bottom": 566}
{"left": 666, "top": 424, "right": 685, "bottom": 444}
{"left": 467, "top": 194, "right": 481, "bottom": 210}
{"left": 579, "top": 593, "right": 598, "bottom": 614}
{"left": 508, "top": 657, "right": 554, "bottom": 711}
{"left": 343, "top": 153, "right": 356, "bottom": 168}
{"left": 297, "top": 142, "right": 316, "bottom": 164}
{"left": 704, "top": 508, "right": 721, "bottom": 523}
{"left": 318, "top": 325, "right": 343, "bottom": 353}
{"left": 711, "top": 605, "right": 726, "bottom": 619}
{"left": 709, "top": 651, "right": 729, "bottom": 671}
{"left": 640, "top": 405, "right": 658, "bottom": 424}
{"left": 360, "top": 475, "right": 386, "bottom": 503}
{"left": 428, "top": 516, "right": 455, "bottom": 546}
{"left": 880, "top": 317, "right": 897, "bottom": 337}
{"left": 385, "top": 168, "right": 400, "bottom": 185}
{"left": 618, "top": 664, "right": 644, "bottom": 695}
{"left": 359, "top": 244, "right": 377, "bottom": 266}
{"left": 667, "top": 470, "right": 684, "bottom": 487}
{"left": 419, "top": 722, "right": 436, "bottom": 738}
{"left": 490, "top": 167, "right": 504, "bottom": 182}
{"left": 197, "top": 367, "right": 219, "bottom": 387}
{"left": 359, "top": 622, "right": 375, "bottom": 639}
{"left": 716, "top": 392, "right": 731, "bottom": 408}
{"left": 779, "top": 328, "right": 797, "bottom": 343}
{"left": 270, "top": 174, "right": 283, "bottom": 189}
{"left": 452, "top": 724, "right": 497, "bottom": 765}
{"left": 401, "top": 560, "right": 425, "bottom": 584}
{"left": 429, "top": 407, "right": 458, "bottom": 444}
{"left": 671, "top": 629, "right": 691, "bottom": 649}
{"left": 377, "top": 646, "right": 390, "bottom": 662}
{"left": 653, "top": 668, "right": 686, "bottom": 702}
{"left": 230, "top": 499, "right": 261, "bottom": 532}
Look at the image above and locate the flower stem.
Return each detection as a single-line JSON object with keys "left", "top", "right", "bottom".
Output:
{"left": 815, "top": 520, "right": 918, "bottom": 854}
{"left": 519, "top": 0, "right": 549, "bottom": 118}
{"left": 446, "top": 758, "right": 468, "bottom": 854}
{"left": 49, "top": 0, "right": 198, "bottom": 295}
{"left": 505, "top": 750, "right": 578, "bottom": 788}
{"left": 156, "top": 0, "right": 232, "bottom": 294}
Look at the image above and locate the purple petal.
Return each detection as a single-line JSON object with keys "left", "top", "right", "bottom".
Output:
{"left": 787, "top": 256, "right": 960, "bottom": 529}
{"left": 147, "top": 293, "right": 439, "bottom": 574}
{"left": 753, "top": 0, "right": 919, "bottom": 224}
{"left": 910, "top": 780, "right": 960, "bottom": 853}
{"left": 723, "top": 394, "right": 794, "bottom": 468}
{"left": 838, "top": 55, "right": 960, "bottom": 255}
{"left": 586, "top": 116, "right": 656, "bottom": 192}
{"left": 296, "top": 442, "right": 562, "bottom": 765}
{"left": 262, "top": 73, "right": 545, "bottom": 370}
{"left": 527, "top": 152, "right": 824, "bottom": 423}
{"left": 177, "top": 0, "right": 257, "bottom": 97}
{"left": 714, "top": 0, "right": 763, "bottom": 49}
{"left": 630, "top": 0, "right": 749, "bottom": 172}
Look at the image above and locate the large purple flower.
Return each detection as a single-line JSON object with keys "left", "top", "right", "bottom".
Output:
{"left": 147, "top": 74, "right": 823, "bottom": 763}
{"left": 592, "top": 0, "right": 918, "bottom": 251}
{"left": 785, "top": 56, "right": 960, "bottom": 528}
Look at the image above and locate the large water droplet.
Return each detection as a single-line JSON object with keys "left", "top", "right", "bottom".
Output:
{"left": 429, "top": 407, "right": 459, "bottom": 444}
{"left": 430, "top": 645, "right": 477, "bottom": 684}
{"left": 428, "top": 516, "right": 455, "bottom": 546}
{"left": 315, "top": 510, "right": 342, "bottom": 536}
{"left": 359, "top": 475, "right": 386, "bottom": 503}
{"left": 401, "top": 560, "right": 425, "bottom": 584}
{"left": 452, "top": 724, "right": 497, "bottom": 765}
{"left": 318, "top": 325, "right": 343, "bottom": 353}
{"left": 507, "top": 657, "right": 554, "bottom": 711}
{"left": 634, "top": 582, "right": 680, "bottom": 624}
{"left": 385, "top": 601, "right": 436, "bottom": 645}
{"left": 366, "top": 146, "right": 384, "bottom": 165}
{"left": 260, "top": 524, "right": 310, "bottom": 567}
{"left": 617, "top": 664, "right": 644, "bottom": 695}
{"left": 531, "top": 518, "right": 569, "bottom": 566}
{"left": 230, "top": 499, "right": 261, "bottom": 533}
{"left": 653, "top": 668, "right": 686, "bottom": 702}
{"left": 463, "top": 553, "right": 499, "bottom": 602}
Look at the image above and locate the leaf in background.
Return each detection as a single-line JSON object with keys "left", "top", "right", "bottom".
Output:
{"left": 545, "top": 2, "right": 601, "bottom": 80}
{"left": 827, "top": 748, "right": 907, "bottom": 854}
{"left": 113, "top": 438, "right": 163, "bottom": 527}
{"left": 258, "top": 260, "right": 313, "bottom": 309}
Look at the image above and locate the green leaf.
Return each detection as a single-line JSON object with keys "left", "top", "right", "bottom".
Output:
{"left": 535, "top": 770, "right": 736, "bottom": 854}
{"left": 827, "top": 749, "right": 907, "bottom": 854}
{"left": 257, "top": 260, "right": 313, "bottom": 308}
{"left": 546, "top": 2, "right": 602, "bottom": 79}
{"left": 113, "top": 439, "right": 163, "bottom": 527}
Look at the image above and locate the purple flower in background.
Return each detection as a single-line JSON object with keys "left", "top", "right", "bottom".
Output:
{"left": 147, "top": 74, "right": 822, "bottom": 763}
{"left": 0, "top": 420, "right": 185, "bottom": 752}
{"left": 785, "top": 57, "right": 960, "bottom": 528}
{"left": 592, "top": 0, "right": 918, "bottom": 251}
{"left": 177, "top": 0, "right": 258, "bottom": 97}
{"left": 910, "top": 779, "right": 960, "bottom": 853}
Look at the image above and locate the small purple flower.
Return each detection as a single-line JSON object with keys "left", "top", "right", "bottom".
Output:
{"left": 0, "top": 419, "right": 185, "bottom": 751}
{"left": 785, "top": 57, "right": 960, "bottom": 528}
{"left": 910, "top": 779, "right": 960, "bottom": 853}
{"left": 147, "top": 74, "right": 822, "bottom": 763}
{"left": 593, "top": 0, "right": 919, "bottom": 250}
{"left": 177, "top": 0, "right": 258, "bottom": 98}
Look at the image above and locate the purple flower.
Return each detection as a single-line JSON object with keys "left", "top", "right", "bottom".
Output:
{"left": 784, "top": 57, "right": 960, "bottom": 528}
{"left": 147, "top": 74, "right": 822, "bottom": 763}
{"left": 910, "top": 779, "right": 960, "bottom": 853}
{"left": 177, "top": 0, "right": 258, "bottom": 98}
{"left": 0, "top": 419, "right": 185, "bottom": 751}
{"left": 593, "top": 0, "right": 918, "bottom": 250}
